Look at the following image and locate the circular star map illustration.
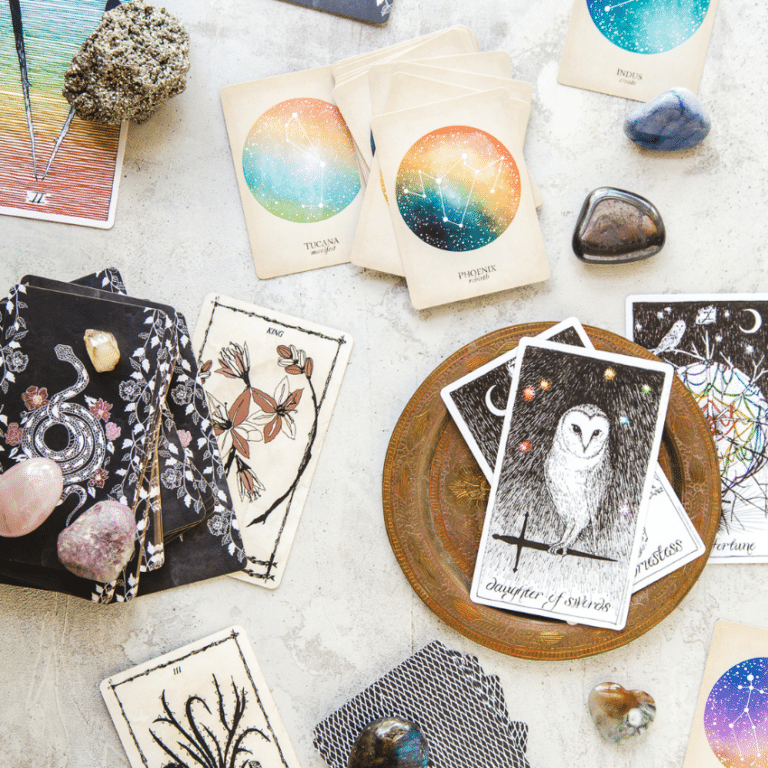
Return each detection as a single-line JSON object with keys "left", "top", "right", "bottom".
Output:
{"left": 242, "top": 97, "right": 360, "bottom": 223}
{"left": 395, "top": 125, "right": 521, "bottom": 252}
{"left": 705, "top": 657, "right": 768, "bottom": 767}
{"left": 586, "top": 0, "right": 711, "bottom": 54}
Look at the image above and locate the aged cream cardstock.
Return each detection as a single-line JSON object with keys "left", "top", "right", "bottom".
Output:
{"left": 220, "top": 65, "right": 363, "bottom": 279}
{"left": 371, "top": 89, "right": 548, "bottom": 309}
{"left": 558, "top": 0, "right": 720, "bottom": 101}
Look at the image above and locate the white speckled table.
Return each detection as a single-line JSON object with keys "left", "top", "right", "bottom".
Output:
{"left": 2, "top": 1, "right": 768, "bottom": 766}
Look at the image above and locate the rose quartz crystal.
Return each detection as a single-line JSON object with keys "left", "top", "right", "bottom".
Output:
{"left": 57, "top": 500, "right": 135, "bottom": 582}
{"left": 0, "top": 458, "right": 64, "bottom": 537}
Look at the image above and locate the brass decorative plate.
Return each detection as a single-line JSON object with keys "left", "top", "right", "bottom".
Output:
{"left": 383, "top": 323, "right": 721, "bottom": 660}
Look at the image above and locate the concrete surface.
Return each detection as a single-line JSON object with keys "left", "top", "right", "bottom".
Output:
{"left": 1, "top": 0, "right": 768, "bottom": 766}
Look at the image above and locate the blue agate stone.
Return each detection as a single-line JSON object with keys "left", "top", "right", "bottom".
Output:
{"left": 624, "top": 87, "right": 711, "bottom": 151}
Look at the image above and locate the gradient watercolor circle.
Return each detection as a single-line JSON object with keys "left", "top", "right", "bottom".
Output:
{"left": 242, "top": 98, "right": 360, "bottom": 223}
{"left": 587, "top": 0, "right": 710, "bottom": 54}
{"left": 704, "top": 657, "right": 768, "bottom": 767}
{"left": 396, "top": 126, "right": 521, "bottom": 252}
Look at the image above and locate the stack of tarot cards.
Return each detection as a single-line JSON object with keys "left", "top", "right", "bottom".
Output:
{"left": 0, "top": 269, "right": 243, "bottom": 602}
{"left": 192, "top": 294, "right": 353, "bottom": 589}
{"left": 314, "top": 640, "right": 531, "bottom": 768}
{"left": 338, "top": 28, "right": 549, "bottom": 309}
{"left": 442, "top": 318, "right": 705, "bottom": 630}
{"left": 102, "top": 625, "right": 302, "bottom": 768}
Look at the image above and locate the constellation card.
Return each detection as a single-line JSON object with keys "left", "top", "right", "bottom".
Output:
{"left": 628, "top": 295, "right": 768, "bottom": 563}
{"left": 0, "top": 0, "right": 128, "bottom": 228}
{"left": 220, "top": 65, "right": 363, "bottom": 279}
{"left": 683, "top": 620, "right": 768, "bottom": 768}
{"left": 101, "top": 625, "right": 302, "bottom": 768}
{"left": 278, "top": 0, "right": 393, "bottom": 25}
{"left": 470, "top": 339, "right": 673, "bottom": 630}
{"left": 558, "top": 0, "right": 721, "bottom": 101}
{"left": 353, "top": 68, "right": 536, "bottom": 277}
{"left": 370, "top": 88, "right": 548, "bottom": 310}
{"left": 193, "top": 294, "right": 353, "bottom": 588}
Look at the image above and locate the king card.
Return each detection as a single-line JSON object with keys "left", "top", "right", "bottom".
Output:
{"left": 471, "top": 339, "right": 673, "bottom": 629}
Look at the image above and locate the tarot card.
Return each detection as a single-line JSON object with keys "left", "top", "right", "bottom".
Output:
{"left": 371, "top": 89, "right": 548, "bottom": 310}
{"left": 444, "top": 318, "right": 703, "bottom": 591}
{"left": 442, "top": 318, "right": 591, "bottom": 480}
{"left": 101, "top": 625, "right": 301, "bottom": 768}
{"left": 193, "top": 294, "right": 352, "bottom": 588}
{"left": 220, "top": 65, "right": 363, "bottom": 279}
{"left": 314, "top": 641, "right": 531, "bottom": 768}
{"left": 628, "top": 295, "right": 768, "bottom": 563}
{"left": 558, "top": 0, "right": 720, "bottom": 101}
{"left": 0, "top": 0, "right": 128, "bottom": 228}
{"left": 471, "top": 339, "right": 673, "bottom": 629}
{"left": 683, "top": 620, "right": 768, "bottom": 768}
{"left": 278, "top": 0, "right": 393, "bottom": 25}
{"left": 634, "top": 469, "right": 706, "bottom": 589}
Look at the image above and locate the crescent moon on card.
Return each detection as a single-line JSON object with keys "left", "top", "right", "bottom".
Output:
{"left": 485, "top": 385, "right": 507, "bottom": 418}
{"left": 739, "top": 308, "right": 763, "bottom": 334}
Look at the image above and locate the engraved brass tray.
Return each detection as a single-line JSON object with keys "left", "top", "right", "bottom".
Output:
{"left": 382, "top": 323, "right": 721, "bottom": 660}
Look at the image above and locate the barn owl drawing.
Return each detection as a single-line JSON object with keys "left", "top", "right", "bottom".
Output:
{"left": 544, "top": 404, "right": 613, "bottom": 555}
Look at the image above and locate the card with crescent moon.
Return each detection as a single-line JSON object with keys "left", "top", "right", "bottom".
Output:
{"left": 193, "top": 293, "right": 353, "bottom": 589}
{"left": 558, "top": 0, "right": 720, "bottom": 100}
{"left": 444, "top": 317, "right": 705, "bottom": 591}
{"left": 471, "top": 339, "right": 673, "bottom": 630}
{"left": 629, "top": 294, "right": 768, "bottom": 563}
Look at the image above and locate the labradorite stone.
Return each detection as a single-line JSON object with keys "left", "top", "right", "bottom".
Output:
{"left": 624, "top": 87, "right": 711, "bottom": 151}
{"left": 347, "top": 717, "right": 429, "bottom": 768}
{"left": 572, "top": 187, "right": 665, "bottom": 264}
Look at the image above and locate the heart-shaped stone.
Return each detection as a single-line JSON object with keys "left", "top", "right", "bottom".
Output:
{"left": 57, "top": 500, "right": 135, "bottom": 582}
{"left": 0, "top": 458, "right": 64, "bottom": 537}
{"left": 588, "top": 681, "right": 656, "bottom": 743}
{"left": 573, "top": 187, "right": 665, "bottom": 264}
{"left": 348, "top": 717, "right": 429, "bottom": 768}
{"left": 625, "top": 87, "right": 711, "bottom": 151}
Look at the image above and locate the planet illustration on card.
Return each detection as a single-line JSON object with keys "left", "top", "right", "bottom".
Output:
{"left": 242, "top": 98, "right": 360, "bottom": 223}
{"left": 395, "top": 125, "right": 521, "bottom": 252}
{"left": 704, "top": 657, "right": 768, "bottom": 766}
{"left": 586, "top": 0, "right": 711, "bottom": 54}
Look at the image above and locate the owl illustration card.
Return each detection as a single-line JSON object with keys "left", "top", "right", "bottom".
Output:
{"left": 558, "top": 0, "right": 720, "bottom": 101}
{"left": 371, "top": 89, "right": 548, "bottom": 310}
{"left": 193, "top": 294, "right": 352, "bottom": 588}
{"left": 220, "top": 65, "right": 363, "bottom": 279}
{"left": 101, "top": 625, "right": 301, "bottom": 768}
{"left": 683, "top": 620, "right": 768, "bottom": 768}
{"left": 471, "top": 339, "right": 673, "bottom": 629}
{"left": 628, "top": 294, "right": 768, "bottom": 564}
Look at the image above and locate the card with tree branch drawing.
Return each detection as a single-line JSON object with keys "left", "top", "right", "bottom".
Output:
{"left": 101, "top": 625, "right": 301, "bottom": 768}
{"left": 193, "top": 294, "right": 353, "bottom": 588}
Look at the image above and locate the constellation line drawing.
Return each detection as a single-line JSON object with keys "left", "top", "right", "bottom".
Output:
{"left": 402, "top": 152, "right": 504, "bottom": 229}
{"left": 727, "top": 673, "right": 768, "bottom": 761}
{"left": 285, "top": 111, "right": 326, "bottom": 211}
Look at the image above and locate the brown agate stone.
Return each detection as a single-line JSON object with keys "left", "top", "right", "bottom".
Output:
{"left": 573, "top": 187, "right": 665, "bottom": 264}
{"left": 588, "top": 681, "right": 656, "bottom": 743}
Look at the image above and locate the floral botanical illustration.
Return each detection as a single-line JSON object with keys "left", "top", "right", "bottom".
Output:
{"left": 204, "top": 342, "right": 320, "bottom": 526}
{"left": 151, "top": 674, "right": 270, "bottom": 768}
